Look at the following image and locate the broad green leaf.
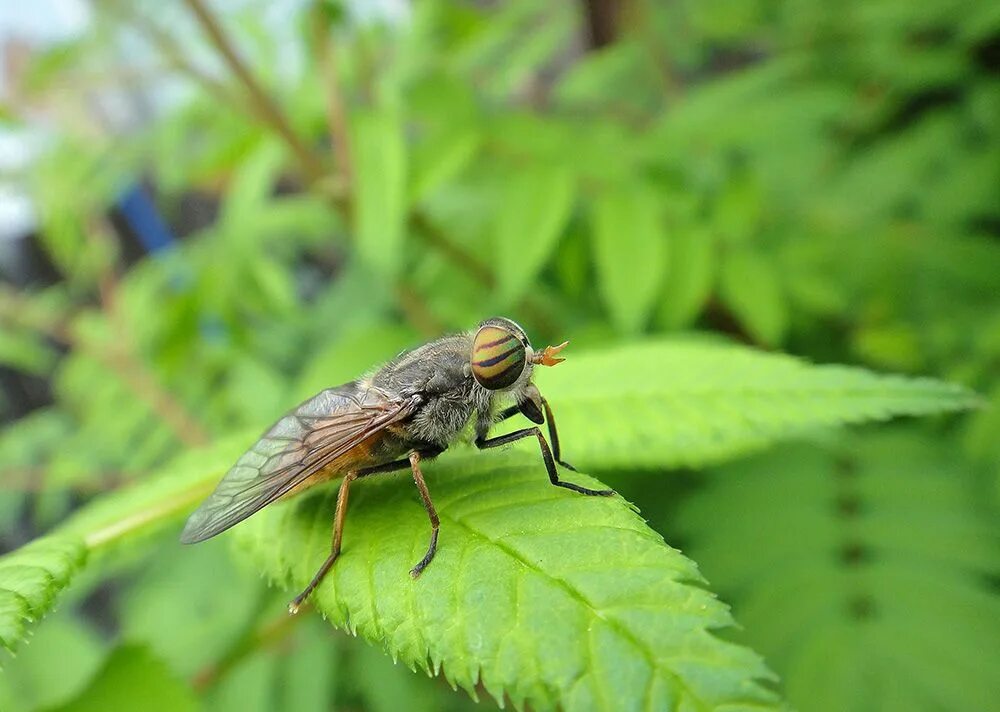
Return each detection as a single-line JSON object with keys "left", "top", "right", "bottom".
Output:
{"left": 235, "top": 451, "right": 783, "bottom": 711}
{"left": 718, "top": 248, "right": 788, "bottom": 346}
{"left": 353, "top": 110, "right": 408, "bottom": 279}
{"left": 589, "top": 186, "right": 667, "bottom": 333}
{"left": 658, "top": 226, "right": 715, "bottom": 329}
{"left": 676, "top": 430, "right": 1000, "bottom": 712}
{"left": 530, "top": 340, "right": 980, "bottom": 470}
{"left": 494, "top": 167, "right": 575, "bottom": 306}
{"left": 51, "top": 645, "right": 198, "bottom": 712}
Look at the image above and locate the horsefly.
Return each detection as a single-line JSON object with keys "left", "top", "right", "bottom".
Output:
{"left": 181, "top": 317, "right": 613, "bottom": 613}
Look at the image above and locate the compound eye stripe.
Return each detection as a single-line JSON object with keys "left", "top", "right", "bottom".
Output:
{"left": 472, "top": 326, "right": 526, "bottom": 389}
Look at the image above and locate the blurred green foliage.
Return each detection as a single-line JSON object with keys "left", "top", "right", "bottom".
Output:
{"left": 0, "top": 0, "right": 997, "bottom": 710}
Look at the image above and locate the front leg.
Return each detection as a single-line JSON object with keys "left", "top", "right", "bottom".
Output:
{"left": 475, "top": 426, "right": 613, "bottom": 497}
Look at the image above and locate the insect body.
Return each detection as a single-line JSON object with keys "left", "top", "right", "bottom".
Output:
{"left": 180, "top": 317, "right": 612, "bottom": 613}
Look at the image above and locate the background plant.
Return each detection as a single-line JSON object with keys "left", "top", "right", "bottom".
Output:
{"left": 0, "top": 0, "right": 996, "bottom": 710}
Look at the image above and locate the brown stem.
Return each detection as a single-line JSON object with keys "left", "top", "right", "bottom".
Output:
{"left": 312, "top": 10, "right": 352, "bottom": 188}
{"left": 183, "top": 0, "right": 326, "bottom": 184}
{"left": 96, "top": 0, "right": 236, "bottom": 106}
{"left": 411, "top": 212, "right": 495, "bottom": 287}
{"left": 394, "top": 283, "right": 444, "bottom": 337}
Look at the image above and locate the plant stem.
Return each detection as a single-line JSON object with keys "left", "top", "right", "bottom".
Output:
{"left": 183, "top": 0, "right": 326, "bottom": 185}
{"left": 312, "top": 11, "right": 352, "bottom": 188}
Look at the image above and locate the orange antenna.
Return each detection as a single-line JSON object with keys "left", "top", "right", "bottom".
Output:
{"left": 532, "top": 341, "right": 569, "bottom": 366}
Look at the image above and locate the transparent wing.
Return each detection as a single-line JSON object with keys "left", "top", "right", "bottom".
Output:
{"left": 180, "top": 384, "right": 418, "bottom": 544}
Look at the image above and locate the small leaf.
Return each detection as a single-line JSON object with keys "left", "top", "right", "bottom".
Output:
{"left": 718, "top": 248, "right": 788, "bottom": 346}
{"left": 658, "top": 226, "right": 715, "bottom": 329}
{"left": 0, "top": 610, "right": 106, "bottom": 710}
{"left": 494, "top": 167, "right": 575, "bottom": 306}
{"left": 0, "top": 329, "right": 59, "bottom": 375}
{"left": 532, "top": 340, "right": 980, "bottom": 470}
{"left": 410, "top": 129, "right": 480, "bottom": 203}
{"left": 589, "top": 185, "right": 667, "bottom": 333}
{"left": 50, "top": 645, "right": 198, "bottom": 712}
{"left": 236, "top": 451, "right": 782, "bottom": 711}
{"left": 353, "top": 110, "right": 408, "bottom": 279}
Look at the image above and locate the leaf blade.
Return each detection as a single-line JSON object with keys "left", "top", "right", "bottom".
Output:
{"left": 353, "top": 110, "right": 408, "bottom": 279}
{"left": 532, "top": 340, "right": 980, "bottom": 470}
{"left": 495, "top": 167, "right": 576, "bottom": 306}
{"left": 589, "top": 186, "right": 667, "bottom": 333}
{"left": 235, "top": 451, "right": 782, "bottom": 711}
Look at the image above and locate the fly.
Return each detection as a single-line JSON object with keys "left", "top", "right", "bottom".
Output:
{"left": 180, "top": 317, "right": 613, "bottom": 613}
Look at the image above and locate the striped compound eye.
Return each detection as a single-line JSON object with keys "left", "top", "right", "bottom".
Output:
{"left": 471, "top": 325, "right": 527, "bottom": 390}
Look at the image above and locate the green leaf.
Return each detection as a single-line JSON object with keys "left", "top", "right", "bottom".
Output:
{"left": 718, "top": 248, "right": 788, "bottom": 346}
{"left": 589, "top": 185, "right": 667, "bottom": 333}
{"left": 235, "top": 451, "right": 782, "bottom": 711}
{"left": 0, "top": 536, "right": 87, "bottom": 654}
{"left": 530, "top": 340, "right": 980, "bottom": 470}
{"left": 410, "top": 129, "right": 480, "bottom": 203}
{"left": 0, "top": 329, "right": 59, "bottom": 375}
{"left": 353, "top": 110, "right": 408, "bottom": 279}
{"left": 494, "top": 167, "right": 575, "bottom": 306}
{"left": 676, "top": 430, "right": 1000, "bottom": 712}
{"left": 657, "top": 226, "right": 715, "bottom": 329}
{"left": 50, "top": 645, "right": 198, "bottom": 712}
{"left": 0, "top": 610, "right": 106, "bottom": 710}
{"left": 118, "top": 539, "right": 263, "bottom": 678}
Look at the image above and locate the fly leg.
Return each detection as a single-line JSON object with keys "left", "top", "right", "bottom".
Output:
{"left": 289, "top": 449, "right": 442, "bottom": 614}
{"left": 475, "top": 427, "right": 614, "bottom": 497}
{"left": 408, "top": 450, "right": 441, "bottom": 578}
{"left": 541, "top": 398, "right": 577, "bottom": 472}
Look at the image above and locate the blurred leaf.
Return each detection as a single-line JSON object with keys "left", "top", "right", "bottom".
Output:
{"left": 530, "top": 339, "right": 980, "bottom": 470}
{"left": 277, "top": 618, "right": 339, "bottom": 712}
{"left": 51, "top": 645, "right": 198, "bottom": 712}
{"left": 236, "top": 450, "right": 782, "bottom": 711}
{"left": 351, "top": 641, "right": 439, "bottom": 712}
{"left": 220, "top": 141, "right": 285, "bottom": 231}
{"left": 589, "top": 185, "right": 667, "bottom": 333}
{"left": 0, "top": 609, "right": 105, "bottom": 711}
{"left": 718, "top": 248, "right": 788, "bottom": 346}
{"left": 0, "top": 329, "right": 59, "bottom": 375}
{"left": 657, "top": 226, "right": 715, "bottom": 329}
{"left": 494, "top": 167, "right": 575, "bottom": 306}
{"left": 411, "top": 130, "right": 480, "bottom": 204}
{"left": 353, "top": 109, "right": 408, "bottom": 279}
{"left": 119, "top": 538, "right": 263, "bottom": 678}
{"left": 676, "top": 430, "right": 1000, "bottom": 712}
{"left": 205, "top": 648, "right": 275, "bottom": 712}
{"left": 713, "top": 172, "right": 763, "bottom": 245}
{"left": 295, "top": 322, "right": 419, "bottom": 400}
